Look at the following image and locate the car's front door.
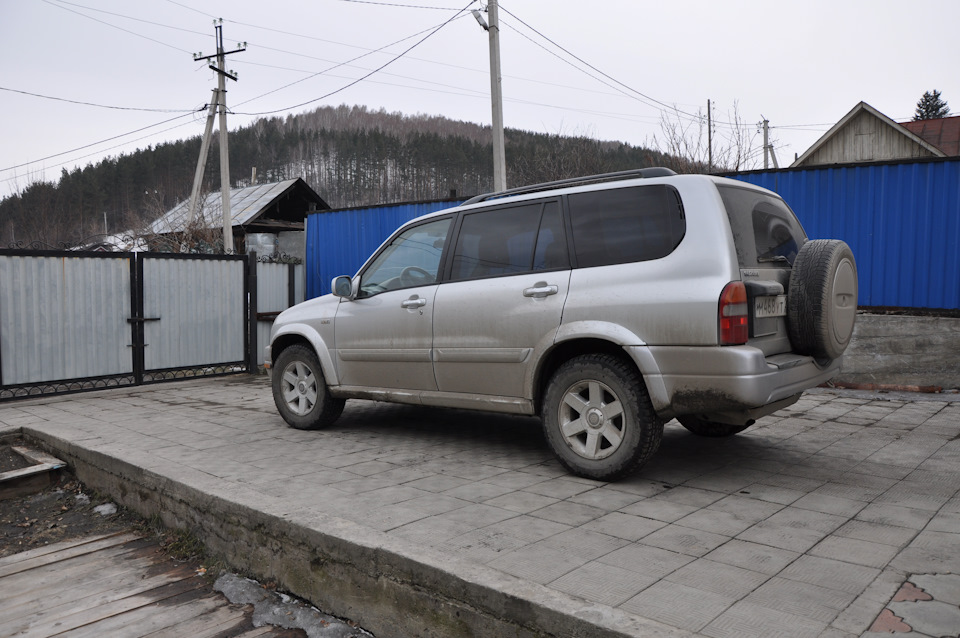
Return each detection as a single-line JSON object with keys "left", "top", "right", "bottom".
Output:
{"left": 335, "top": 217, "right": 452, "bottom": 392}
{"left": 432, "top": 200, "right": 570, "bottom": 398}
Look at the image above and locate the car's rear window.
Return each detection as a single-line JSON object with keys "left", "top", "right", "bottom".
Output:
{"left": 567, "top": 184, "right": 685, "bottom": 268}
{"left": 717, "top": 184, "right": 807, "bottom": 268}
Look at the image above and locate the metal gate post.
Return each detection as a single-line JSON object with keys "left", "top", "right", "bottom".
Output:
{"left": 247, "top": 252, "right": 258, "bottom": 373}
{"left": 129, "top": 254, "right": 146, "bottom": 385}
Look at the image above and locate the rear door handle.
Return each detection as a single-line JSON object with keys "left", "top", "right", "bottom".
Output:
{"left": 523, "top": 282, "right": 559, "bottom": 298}
{"left": 401, "top": 296, "right": 427, "bottom": 308}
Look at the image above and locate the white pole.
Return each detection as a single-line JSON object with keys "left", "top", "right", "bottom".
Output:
{"left": 487, "top": 0, "right": 507, "bottom": 191}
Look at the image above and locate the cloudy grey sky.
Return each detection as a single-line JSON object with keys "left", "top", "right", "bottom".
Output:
{"left": 2, "top": 0, "right": 958, "bottom": 196}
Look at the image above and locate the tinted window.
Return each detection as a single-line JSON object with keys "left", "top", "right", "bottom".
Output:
{"left": 567, "top": 185, "right": 685, "bottom": 268}
{"left": 358, "top": 217, "right": 451, "bottom": 297}
{"left": 717, "top": 185, "right": 807, "bottom": 267}
{"left": 451, "top": 201, "right": 566, "bottom": 280}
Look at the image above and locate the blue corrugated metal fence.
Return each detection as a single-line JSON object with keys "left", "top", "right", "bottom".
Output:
{"left": 305, "top": 160, "right": 960, "bottom": 309}
{"left": 732, "top": 159, "right": 960, "bottom": 309}
{"left": 306, "top": 199, "right": 466, "bottom": 298}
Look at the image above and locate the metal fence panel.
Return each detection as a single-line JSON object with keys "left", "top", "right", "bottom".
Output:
{"left": 306, "top": 200, "right": 465, "bottom": 298}
{"left": 141, "top": 255, "right": 246, "bottom": 370}
{"left": 0, "top": 253, "right": 132, "bottom": 385}
{"left": 730, "top": 159, "right": 960, "bottom": 309}
{"left": 255, "top": 262, "right": 303, "bottom": 366}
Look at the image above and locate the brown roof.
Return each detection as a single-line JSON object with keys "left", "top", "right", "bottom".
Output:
{"left": 901, "top": 116, "right": 960, "bottom": 156}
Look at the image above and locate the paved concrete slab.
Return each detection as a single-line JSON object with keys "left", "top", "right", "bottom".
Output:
{"left": 1, "top": 378, "right": 958, "bottom": 637}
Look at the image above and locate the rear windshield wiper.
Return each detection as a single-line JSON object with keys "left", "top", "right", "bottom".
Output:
{"left": 758, "top": 255, "right": 790, "bottom": 263}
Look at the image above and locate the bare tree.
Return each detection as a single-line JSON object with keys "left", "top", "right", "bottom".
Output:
{"left": 650, "top": 101, "right": 761, "bottom": 173}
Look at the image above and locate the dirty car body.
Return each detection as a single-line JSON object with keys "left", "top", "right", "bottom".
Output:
{"left": 267, "top": 169, "right": 858, "bottom": 480}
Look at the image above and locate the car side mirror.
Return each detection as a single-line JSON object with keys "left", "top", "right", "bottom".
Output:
{"left": 332, "top": 275, "right": 354, "bottom": 299}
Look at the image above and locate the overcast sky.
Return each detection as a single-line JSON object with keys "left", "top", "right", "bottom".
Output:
{"left": 2, "top": 0, "right": 958, "bottom": 197}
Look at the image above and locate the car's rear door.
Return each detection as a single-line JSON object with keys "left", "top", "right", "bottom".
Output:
{"left": 432, "top": 200, "right": 570, "bottom": 399}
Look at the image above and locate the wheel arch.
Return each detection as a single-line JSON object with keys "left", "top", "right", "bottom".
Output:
{"left": 269, "top": 326, "right": 339, "bottom": 386}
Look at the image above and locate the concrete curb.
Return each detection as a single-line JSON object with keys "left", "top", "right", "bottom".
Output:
{"left": 23, "top": 426, "right": 695, "bottom": 638}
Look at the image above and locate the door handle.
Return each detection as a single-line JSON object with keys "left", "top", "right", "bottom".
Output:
{"left": 523, "top": 282, "right": 559, "bottom": 298}
{"left": 401, "top": 296, "right": 427, "bottom": 308}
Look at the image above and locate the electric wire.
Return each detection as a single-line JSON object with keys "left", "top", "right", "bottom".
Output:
{"left": 0, "top": 86, "right": 197, "bottom": 114}
{"left": 41, "top": 0, "right": 194, "bottom": 54}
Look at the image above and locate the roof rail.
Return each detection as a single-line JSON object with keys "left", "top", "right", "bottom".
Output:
{"left": 461, "top": 167, "right": 677, "bottom": 206}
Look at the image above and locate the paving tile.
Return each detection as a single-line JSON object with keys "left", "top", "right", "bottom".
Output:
{"left": 889, "top": 600, "right": 960, "bottom": 638}
{"left": 486, "top": 544, "right": 587, "bottom": 584}
{"left": 703, "top": 539, "right": 799, "bottom": 576}
{"left": 437, "top": 503, "right": 518, "bottom": 527}
{"left": 778, "top": 555, "right": 880, "bottom": 595}
{"left": 673, "top": 508, "right": 758, "bottom": 537}
{"left": 913, "top": 573, "right": 960, "bottom": 606}
{"left": 790, "top": 492, "right": 867, "bottom": 517}
{"left": 702, "top": 600, "right": 827, "bottom": 638}
{"left": 523, "top": 477, "right": 597, "bottom": 499}
{"left": 642, "top": 523, "right": 729, "bottom": 557}
{"left": 855, "top": 503, "right": 937, "bottom": 530}
{"left": 482, "top": 491, "right": 559, "bottom": 514}
{"left": 809, "top": 535, "right": 900, "bottom": 569}
{"left": 580, "top": 511, "right": 666, "bottom": 542}
{"left": 622, "top": 581, "right": 736, "bottom": 632}
{"left": 550, "top": 561, "right": 656, "bottom": 607}
{"left": 834, "top": 519, "right": 919, "bottom": 548}
{"left": 664, "top": 558, "right": 769, "bottom": 598}
{"left": 440, "top": 481, "right": 517, "bottom": 503}
{"left": 438, "top": 527, "right": 529, "bottom": 563}
{"left": 482, "top": 515, "right": 570, "bottom": 543}
{"left": 745, "top": 576, "right": 854, "bottom": 623}
{"left": 735, "top": 482, "right": 806, "bottom": 505}
{"left": 597, "top": 543, "right": 695, "bottom": 578}
{"left": 619, "top": 498, "right": 699, "bottom": 522}
{"left": 567, "top": 486, "right": 643, "bottom": 510}
{"left": 536, "top": 527, "right": 627, "bottom": 562}
{"left": 529, "top": 500, "right": 606, "bottom": 526}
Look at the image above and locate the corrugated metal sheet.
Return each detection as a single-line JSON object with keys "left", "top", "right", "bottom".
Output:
{"left": 0, "top": 254, "right": 132, "bottom": 384}
{"left": 150, "top": 180, "right": 301, "bottom": 235}
{"left": 256, "top": 262, "right": 303, "bottom": 365}
{"left": 305, "top": 200, "right": 465, "bottom": 298}
{"left": 730, "top": 159, "right": 960, "bottom": 309}
{"left": 141, "top": 256, "right": 246, "bottom": 369}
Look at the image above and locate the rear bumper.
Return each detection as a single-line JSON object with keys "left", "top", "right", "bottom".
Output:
{"left": 630, "top": 345, "right": 841, "bottom": 420}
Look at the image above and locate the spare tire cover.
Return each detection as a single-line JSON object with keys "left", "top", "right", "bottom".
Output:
{"left": 787, "top": 239, "right": 858, "bottom": 361}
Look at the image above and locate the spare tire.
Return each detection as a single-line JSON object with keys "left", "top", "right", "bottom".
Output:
{"left": 787, "top": 239, "right": 858, "bottom": 361}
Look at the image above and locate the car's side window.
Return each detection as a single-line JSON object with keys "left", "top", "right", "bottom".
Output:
{"left": 358, "top": 217, "right": 452, "bottom": 297}
{"left": 567, "top": 185, "right": 685, "bottom": 268}
{"left": 450, "top": 201, "right": 566, "bottom": 281}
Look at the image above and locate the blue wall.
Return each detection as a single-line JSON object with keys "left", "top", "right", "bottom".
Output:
{"left": 730, "top": 159, "right": 960, "bottom": 309}
{"left": 306, "top": 160, "right": 960, "bottom": 309}
{"left": 305, "top": 199, "right": 465, "bottom": 298}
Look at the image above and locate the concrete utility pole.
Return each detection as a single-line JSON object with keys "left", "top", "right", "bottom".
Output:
{"left": 474, "top": 1, "right": 506, "bottom": 192}
{"left": 191, "top": 22, "right": 245, "bottom": 253}
{"left": 761, "top": 117, "right": 779, "bottom": 170}
{"left": 707, "top": 99, "right": 713, "bottom": 173}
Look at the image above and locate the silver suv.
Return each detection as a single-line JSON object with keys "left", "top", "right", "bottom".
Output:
{"left": 266, "top": 169, "right": 857, "bottom": 480}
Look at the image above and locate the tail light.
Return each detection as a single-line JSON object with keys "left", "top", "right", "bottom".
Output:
{"left": 719, "top": 281, "right": 749, "bottom": 345}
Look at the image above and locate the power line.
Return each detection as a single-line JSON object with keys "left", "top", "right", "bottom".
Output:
{"left": 333, "top": 0, "right": 463, "bottom": 9}
{"left": 42, "top": 0, "right": 194, "bottom": 54}
{"left": 0, "top": 112, "right": 199, "bottom": 174}
{"left": 232, "top": 1, "right": 478, "bottom": 116}
{"left": 0, "top": 86, "right": 196, "bottom": 113}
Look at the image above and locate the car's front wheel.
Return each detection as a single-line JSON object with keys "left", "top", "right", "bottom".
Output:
{"left": 272, "top": 344, "right": 345, "bottom": 430}
{"left": 542, "top": 354, "right": 663, "bottom": 481}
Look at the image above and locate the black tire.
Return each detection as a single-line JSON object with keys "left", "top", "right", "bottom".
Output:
{"left": 542, "top": 354, "right": 663, "bottom": 481}
{"left": 677, "top": 415, "right": 751, "bottom": 437}
{"left": 272, "top": 344, "right": 345, "bottom": 430}
{"left": 787, "top": 239, "right": 858, "bottom": 361}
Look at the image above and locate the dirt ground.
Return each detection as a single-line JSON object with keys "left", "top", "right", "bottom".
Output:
{"left": 1, "top": 439, "right": 150, "bottom": 559}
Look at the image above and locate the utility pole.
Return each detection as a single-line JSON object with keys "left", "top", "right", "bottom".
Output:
{"left": 191, "top": 22, "right": 245, "bottom": 253}
{"left": 473, "top": 1, "right": 506, "bottom": 192}
{"left": 707, "top": 99, "right": 713, "bottom": 173}
{"left": 761, "top": 117, "right": 779, "bottom": 170}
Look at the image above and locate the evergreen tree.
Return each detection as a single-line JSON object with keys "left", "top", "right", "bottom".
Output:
{"left": 913, "top": 90, "right": 950, "bottom": 121}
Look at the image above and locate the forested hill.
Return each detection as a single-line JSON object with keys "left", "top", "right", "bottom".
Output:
{"left": 1, "top": 104, "right": 666, "bottom": 246}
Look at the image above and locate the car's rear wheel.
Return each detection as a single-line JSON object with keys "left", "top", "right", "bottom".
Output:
{"left": 677, "top": 415, "right": 751, "bottom": 437}
{"left": 272, "top": 344, "right": 345, "bottom": 430}
{"left": 788, "top": 239, "right": 858, "bottom": 361}
{"left": 542, "top": 354, "right": 663, "bottom": 481}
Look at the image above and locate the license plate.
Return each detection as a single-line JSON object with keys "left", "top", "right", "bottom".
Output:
{"left": 754, "top": 295, "right": 787, "bottom": 318}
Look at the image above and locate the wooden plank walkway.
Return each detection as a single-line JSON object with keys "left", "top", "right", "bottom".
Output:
{"left": 0, "top": 531, "right": 301, "bottom": 637}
